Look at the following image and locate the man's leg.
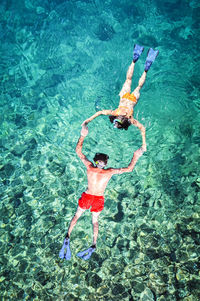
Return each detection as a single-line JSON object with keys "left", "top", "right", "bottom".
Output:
{"left": 132, "top": 71, "right": 147, "bottom": 100}
{"left": 119, "top": 61, "right": 135, "bottom": 98}
{"left": 59, "top": 206, "right": 85, "bottom": 259}
{"left": 76, "top": 211, "right": 101, "bottom": 260}
{"left": 92, "top": 211, "right": 101, "bottom": 246}
{"left": 59, "top": 206, "right": 86, "bottom": 260}
{"left": 59, "top": 205, "right": 86, "bottom": 260}
{"left": 67, "top": 206, "right": 86, "bottom": 238}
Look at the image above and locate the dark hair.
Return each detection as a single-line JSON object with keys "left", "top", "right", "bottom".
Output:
{"left": 93, "top": 153, "right": 109, "bottom": 164}
{"left": 109, "top": 116, "right": 131, "bottom": 130}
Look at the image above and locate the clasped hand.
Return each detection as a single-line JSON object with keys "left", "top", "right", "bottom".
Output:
{"left": 81, "top": 124, "right": 88, "bottom": 137}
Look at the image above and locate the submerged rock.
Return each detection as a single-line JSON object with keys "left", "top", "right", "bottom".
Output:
{"left": 131, "top": 279, "right": 145, "bottom": 294}
{"left": 111, "top": 283, "right": 125, "bottom": 295}
{"left": 0, "top": 163, "right": 15, "bottom": 178}
{"left": 95, "top": 22, "right": 115, "bottom": 41}
{"left": 47, "top": 161, "right": 65, "bottom": 176}
{"left": 148, "top": 272, "right": 168, "bottom": 295}
{"left": 14, "top": 114, "right": 27, "bottom": 128}
{"left": 140, "top": 287, "right": 155, "bottom": 301}
{"left": 90, "top": 274, "right": 102, "bottom": 289}
{"left": 12, "top": 138, "right": 37, "bottom": 157}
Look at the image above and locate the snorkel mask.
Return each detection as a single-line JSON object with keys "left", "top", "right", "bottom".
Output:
{"left": 95, "top": 160, "right": 105, "bottom": 169}
{"left": 113, "top": 118, "right": 122, "bottom": 128}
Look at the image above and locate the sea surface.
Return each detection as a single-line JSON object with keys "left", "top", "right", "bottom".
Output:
{"left": 0, "top": 0, "right": 200, "bottom": 300}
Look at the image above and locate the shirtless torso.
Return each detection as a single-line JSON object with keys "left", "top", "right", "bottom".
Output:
{"left": 76, "top": 125, "right": 144, "bottom": 197}
{"left": 86, "top": 166, "right": 114, "bottom": 196}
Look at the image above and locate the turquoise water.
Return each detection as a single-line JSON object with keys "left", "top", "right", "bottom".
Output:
{"left": 0, "top": 0, "right": 200, "bottom": 300}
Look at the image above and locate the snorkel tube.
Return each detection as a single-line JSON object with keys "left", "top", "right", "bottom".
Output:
{"left": 113, "top": 118, "right": 122, "bottom": 128}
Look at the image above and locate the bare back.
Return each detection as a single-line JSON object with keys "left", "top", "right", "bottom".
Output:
{"left": 85, "top": 165, "right": 114, "bottom": 196}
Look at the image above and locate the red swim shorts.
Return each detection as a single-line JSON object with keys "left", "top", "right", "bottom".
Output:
{"left": 78, "top": 192, "right": 104, "bottom": 212}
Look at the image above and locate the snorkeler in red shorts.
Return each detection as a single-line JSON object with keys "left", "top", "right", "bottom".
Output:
{"left": 59, "top": 124, "right": 146, "bottom": 261}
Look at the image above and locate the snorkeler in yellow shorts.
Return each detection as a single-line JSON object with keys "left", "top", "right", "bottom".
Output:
{"left": 82, "top": 44, "right": 159, "bottom": 151}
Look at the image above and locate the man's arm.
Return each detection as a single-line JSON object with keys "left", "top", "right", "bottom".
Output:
{"left": 130, "top": 117, "right": 146, "bottom": 151}
{"left": 110, "top": 147, "right": 144, "bottom": 175}
{"left": 81, "top": 109, "right": 113, "bottom": 126}
{"left": 76, "top": 125, "right": 92, "bottom": 168}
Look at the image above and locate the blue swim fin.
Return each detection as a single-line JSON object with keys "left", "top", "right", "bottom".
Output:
{"left": 133, "top": 44, "right": 144, "bottom": 63}
{"left": 144, "top": 48, "right": 159, "bottom": 71}
{"left": 76, "top": 246, "right": 96, "bottom": 260}
{"left": 59, "top": 238, "right": 71, "bottom": 260}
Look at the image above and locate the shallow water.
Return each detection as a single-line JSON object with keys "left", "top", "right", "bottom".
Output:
{"left": 0, "top": 0, "right": 200, "bottom": 300}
